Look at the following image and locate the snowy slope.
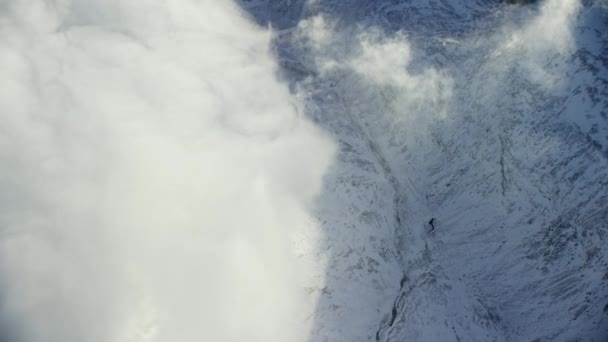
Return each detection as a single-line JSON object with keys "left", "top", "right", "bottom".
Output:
{"left": 238, "top": 0, "right": 608, "bottom": 341}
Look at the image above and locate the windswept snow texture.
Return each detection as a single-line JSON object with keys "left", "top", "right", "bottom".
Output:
{"left": 240, "top": 0, "right": 608, "bottom": 341}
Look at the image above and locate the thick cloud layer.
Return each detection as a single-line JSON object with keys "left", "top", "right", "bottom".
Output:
{"left": 0, "top": 1, "right": 335, "bottom": 342}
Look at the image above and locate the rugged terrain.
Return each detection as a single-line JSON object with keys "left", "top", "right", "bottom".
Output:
{"left": 240, "top": 0, "right": 608, "bottom": 341}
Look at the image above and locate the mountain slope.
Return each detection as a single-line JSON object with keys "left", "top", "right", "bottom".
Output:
{"left": 239, "top": 0, "right": 608, "bottom": 340}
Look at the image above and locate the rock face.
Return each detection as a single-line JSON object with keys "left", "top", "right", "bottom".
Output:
{"left": 239, "top": 0, "right": 608, "bottom": 341}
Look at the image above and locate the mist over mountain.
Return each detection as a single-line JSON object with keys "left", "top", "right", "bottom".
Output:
{"left": 243, "top": 0, "right": 608, "bottom": 341}
{"left": 1, "top": 0, "right": 607, "bottom": 341}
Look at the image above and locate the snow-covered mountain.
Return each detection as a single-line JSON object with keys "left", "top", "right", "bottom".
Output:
{"left": 0, "top": 1, "right": 606, "bottom": 341}
{"left": 240, "top": 0, "right": 608, "bottom": 341}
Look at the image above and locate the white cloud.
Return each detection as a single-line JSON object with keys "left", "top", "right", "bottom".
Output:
{"left": 349, "top": 30, "right": 453, "bottom": 122}
{"left": 496, "top": 0, "right": 582, "bottom": 87}
{"left": 0, "top": 1, "right": 335, "bottom": 342}
{"left": 294, "top": 17, "right": 453, "bottom": 130}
